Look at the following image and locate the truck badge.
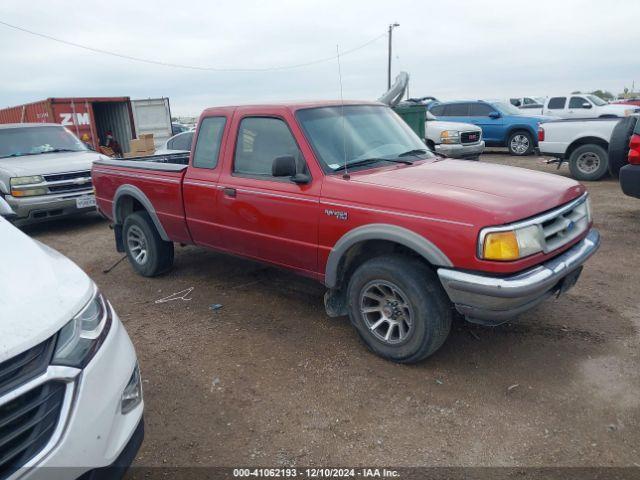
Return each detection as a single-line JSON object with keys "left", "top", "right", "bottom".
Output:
{"left": 324, "top": 209, "right": 348, "bottom": 221}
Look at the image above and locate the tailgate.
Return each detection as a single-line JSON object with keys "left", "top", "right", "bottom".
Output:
{"left": 92, "top": 160, "right": 191, "bottom": 244}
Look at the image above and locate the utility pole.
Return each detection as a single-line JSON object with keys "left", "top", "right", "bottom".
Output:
{"left": 387, "top": 23, "right": 400, "bottom": 90}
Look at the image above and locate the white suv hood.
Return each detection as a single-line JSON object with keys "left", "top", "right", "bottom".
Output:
{"left": 0, "top": 217, "right": 93, "bottom": 362}
{"left": 427, "top": 120, "right": 481, "bottom": 132}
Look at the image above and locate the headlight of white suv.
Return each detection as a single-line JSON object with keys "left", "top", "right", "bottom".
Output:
{"left": 440, "top": 130, "right": 461, "bottom": 144}
{"left": 52, "top": 287, "right": 111, "bottom": 368}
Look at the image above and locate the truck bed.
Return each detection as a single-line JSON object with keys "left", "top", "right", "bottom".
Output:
{"left": 92, "top": 152, "right": 192, "bottom": 244}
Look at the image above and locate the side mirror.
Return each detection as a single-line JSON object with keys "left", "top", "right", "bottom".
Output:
{"left": 0, "top": 197, "right": 17, "bottom": 219}
{"left": 489, "top": 111, "right": 501, "bottom": 119}
{"left": 582, "top": 102, "right": 592, "bottom": 109}
{"left": 272, "top": 155, "right": 310, "bottom": 184}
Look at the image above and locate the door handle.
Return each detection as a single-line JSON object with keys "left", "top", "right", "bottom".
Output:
{"left": 223, "top": 187, "right": 236, "bottom": 198}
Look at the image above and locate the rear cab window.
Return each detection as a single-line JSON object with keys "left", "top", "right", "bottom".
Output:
{"left": 192, "top": 117, "right": 226, "bottom": 169}
{"left": 547, "top": 97, "right": 567, "bottom": 109}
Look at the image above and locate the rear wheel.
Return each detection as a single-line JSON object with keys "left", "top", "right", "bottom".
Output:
{"left": 346, "top": 255, "right": 452, "bottom": 363}
{"left": 608, "top": 116, "right": 638, "bottom": 177}
{"left": 569, "top": 144, "right": 609, "bottom": 181}
{"left": 507, "top": 130, "right": 534, "bottom": 156}
{"left": 123, "top": 211, "right": 174, "bottom": 277}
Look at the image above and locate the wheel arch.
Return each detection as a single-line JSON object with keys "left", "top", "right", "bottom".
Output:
{"left": 113, "top": 184, "right": 170, "bottom": 241}
{"left": 325, "top": 224, "right": 452, "bottom": 290}
{"left": 505, "top": 125, "right": 536, "bottom": 143}
{"left": 566, "top": 136, "right": 609, "bottom": 159}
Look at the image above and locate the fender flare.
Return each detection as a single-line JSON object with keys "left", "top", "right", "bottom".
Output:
{"left": 324, "top": 223, "right": 453, "bottom": 289}
{"left": 505, "top": 124, "right": 537, "bottom": 142}
{"left": 112, "top": 184, "right": 170, "bottom": 241}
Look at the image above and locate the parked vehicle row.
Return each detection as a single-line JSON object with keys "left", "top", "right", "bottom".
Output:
{"left": 0, "top": 197, "right": 144, "bottom": 479}
{"left": 92, "top": 100, "right": 600, "bottom": 364}
{"left": 510, "top": 94, "right": 640, "bottom": 118}
{"left": 428, "top": 100, "right": 552, "bottom": 156}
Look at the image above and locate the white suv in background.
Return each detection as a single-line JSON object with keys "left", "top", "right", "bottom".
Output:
{"left": 542, "top": 94, "right": 640, "bottom": 118}
{"left": 425, "top": 111, "right": 485, "bottom": 160}
{"left": 0, "top": 198, "right": 143, "bottom": 480}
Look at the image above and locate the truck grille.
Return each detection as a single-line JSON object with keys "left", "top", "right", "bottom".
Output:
{"left": 460, "top": 131, "right": 481, "bottom": 144}
{"left": 0, "top": 339, "right": 53, "bottom": 397}
{"left": 42, "top": 171, "right": 92, "bottom": 194}
{"left": 0, "top": 382, "right": 65, "bottom": 480}
{"left": 540, "top": 197, "right": 590, "bottom": 253}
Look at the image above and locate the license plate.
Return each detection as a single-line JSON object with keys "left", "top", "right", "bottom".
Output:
{"left": 558, "top": 266, "right": 583, "bottom": 296}
{"left": 76, "top": 195, "right": 97, "bottom": 209}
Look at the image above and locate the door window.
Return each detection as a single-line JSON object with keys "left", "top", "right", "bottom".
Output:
{"left": 569, "top": 96, "right": 589, "bottom": 109}
{"left": 233, "top": 117, "right": 305, "bottom": 178}
{"left": 443, "top": 103, "right": 470, "bottom": 116}
{"left": 469, "top": 103, "right": 495, "bottom": 116}
{"left": 192, "top": 117, "right": 226, "bottom": 169}
{"left": 547, "top": 97, "right": 567, "bottom": 109}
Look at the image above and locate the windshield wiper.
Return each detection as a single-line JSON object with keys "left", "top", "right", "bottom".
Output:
{"left": 398, "top": 148, "right": 428, "bottom": 157}
{"left": 0, "top": 152, "right": 41, "bottom": 159}
{"left": 40, "top": 148, "right": 84, "bottom": 154}
{"left": 346, "top": 157, "right": 414, "bottom": 168}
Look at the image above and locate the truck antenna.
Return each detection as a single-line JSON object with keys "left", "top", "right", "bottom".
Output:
{"left": 336, "top": 44, "right": 349, "bottom": 180}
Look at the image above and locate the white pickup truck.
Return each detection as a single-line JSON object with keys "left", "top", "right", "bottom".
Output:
{"left": 0, "top": 197, "right": 143, "bottom": 479}
{"left": 538, "top": 118, "right": 620, "bottom": 181}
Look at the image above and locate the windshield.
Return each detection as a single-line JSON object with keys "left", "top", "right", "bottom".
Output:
{"left": 586, "top": 95, "right": 607, "bottom": 106}
{"left": 491, "top": 102, "right": 523, "bottom": 116}
{"left": 0, "top": 125, "right": 87, "bottom": 158}
{"left": 296, "top": 105, "right": 433, "bottom": 171}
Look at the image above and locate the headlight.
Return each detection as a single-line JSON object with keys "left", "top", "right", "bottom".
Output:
{"left": 121, "top": 363, "right": 143, "bottom": 414}
{"left": 440, "top": 130, "right": 461, "bottom": 144}
{"left": 480, "top": 225, "right": 543, "bottom": 261}
{"left": 10, "top": 176, "right": 47, "bottom": 197}
{"left": 53, "top": 287, "right": 111, "bottom": 368}
{"left": 10, "top": 175, "right": 44, "bottom": 186}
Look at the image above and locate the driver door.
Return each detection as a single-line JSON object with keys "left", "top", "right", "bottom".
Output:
{"left": 216, "top": 111, "right": 321, "bottom": 276}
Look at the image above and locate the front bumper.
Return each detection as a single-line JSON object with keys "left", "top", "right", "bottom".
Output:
{"left": 13, "top": 306, "right": 143, "bottom": 480}
{"left": 4, "top": 191, "right": 96, "bottom": 225}
{"left": 437, "top": 229, "right": 600, "bottom": 325}
{"left": 435, "top": 140, "right": 485, "bottom": 159}
{"left": 620, "top": 164, "right": 640, "bottom": 198}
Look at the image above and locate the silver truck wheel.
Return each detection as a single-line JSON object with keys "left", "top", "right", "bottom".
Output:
{"left": 508, "top": 133, "right": 532, "bottom": 155}
{"left": 360, "top": 280, "right": 415, "bottom": 345}
{"left": 127, "top": 225, "right": 148, "bottom": 265}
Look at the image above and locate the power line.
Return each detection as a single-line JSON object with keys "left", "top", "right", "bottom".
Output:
{"left": 0, "top": 19, "right": 386, "bottom": 72}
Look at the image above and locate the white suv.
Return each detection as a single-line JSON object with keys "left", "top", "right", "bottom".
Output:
{"left": 0, "top": 199, "right": 143, "bottom": 480}
{"left": 543, "top": 94, "right": 640, "bottom": 118}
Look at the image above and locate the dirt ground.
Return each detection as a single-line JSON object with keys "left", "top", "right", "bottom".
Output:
{"left": 26, "top": 152, "right": 640, "bottom": 469}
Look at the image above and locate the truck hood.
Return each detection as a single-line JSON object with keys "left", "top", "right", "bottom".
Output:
{"left": 0, "top": 150, "right": 105, "bottom": 177}
{"left": 426, "top": 120, "right": 481, "bottom": 132}
{"left": 0, "top": 217, "right": 93, "bottom": 362}
{"left": 350, "top": 159, "right": 584, "bottom": 225}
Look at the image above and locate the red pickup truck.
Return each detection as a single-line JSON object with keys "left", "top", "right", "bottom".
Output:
{"left": 92, "top": 101, "right": 600, "bottom": 363}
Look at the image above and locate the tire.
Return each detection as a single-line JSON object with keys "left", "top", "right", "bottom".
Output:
{"left": 568, "top": 144, "right": 610, "bottom": 181}
{"left": 123, "top": 211, "right": 174, "bottom": 277}
{"left": 346, "top": 255, "right": 452, "bottom": 363}
{"left": 507, "top": 130, "right": 534, "bottom": 156}
{"left": 608, "top": 116, "right": 638, "bottom": 177}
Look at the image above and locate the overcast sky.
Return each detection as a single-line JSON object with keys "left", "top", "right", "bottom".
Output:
{"left": 1, "top": 0, "right": 639, "bottom": 116}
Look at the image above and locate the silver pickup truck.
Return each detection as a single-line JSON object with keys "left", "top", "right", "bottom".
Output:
{"left": 0, "top": 123, "right": 103, "bottom": 225}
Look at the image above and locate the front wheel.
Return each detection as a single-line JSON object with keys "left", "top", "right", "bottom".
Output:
{"left": 508, "top": 131, "right": 534, "bottom": 156}
{"left": 346, "top": 255, "right": 452, "bottom": 363}
{"left": 569, "top": 144, "right": 609, "bottom": 181}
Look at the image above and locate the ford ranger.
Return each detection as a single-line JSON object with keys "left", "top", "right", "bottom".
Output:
{"left": 92, "top": 101, "right": 600, "bottom": 363}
